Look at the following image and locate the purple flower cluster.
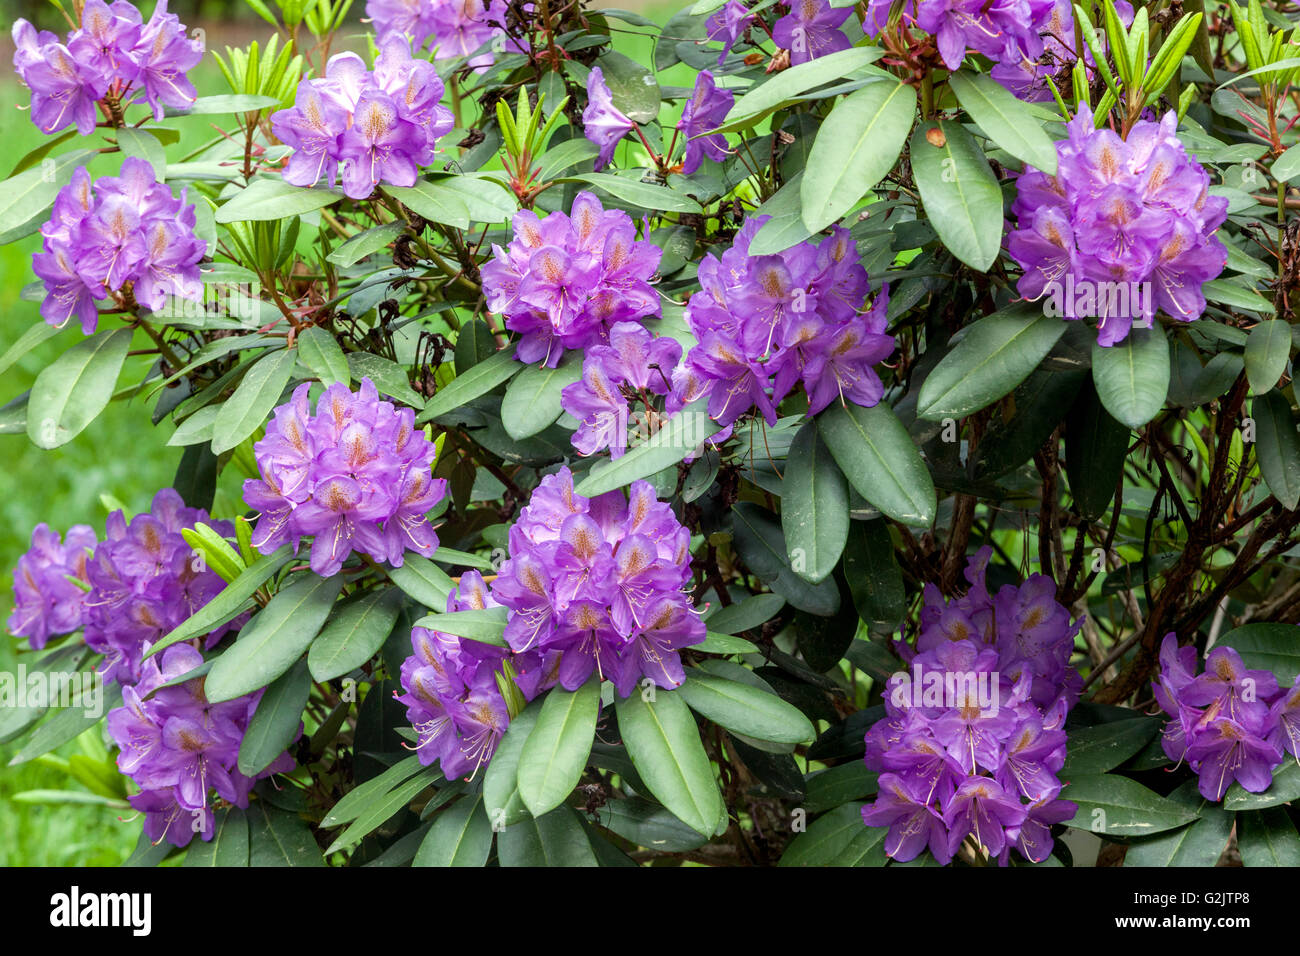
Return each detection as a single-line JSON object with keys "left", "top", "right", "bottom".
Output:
{"left": 398, "top": 571, "right": 559, "bottom": 778}
{"left": 560, "top": 321, "right": 682, "bottom": 459}
{"left": 990, "top": 0, "right": 1133, "bottom": 102}
{"left": 706, "top": 1, "right": 755, "bottom": 64}
{"left": 243, "top": 378, "right": 446, "bottom": 578}
{"left": 35, "top": 158, "right": 206, "bottom": 334}
{"left": 583, "top": 67, "right": 636, "bottom": 171}
{"left": 366, "top": 0, "right": 513, "bottom": 67}
{"left": 269, "top": 40, "right": 454, "bottom": 200}
{"left": 481, "top": 191, "right": 663, "bottom": 366}
{"left": 489, "top": 468, "right": 704, "bottom": 697}
{"left": 774, "top": 0, "right": 853, "bottom": 65}
{"left": 8, "top": 524, "right": 97, "bottom": 650}
{"left": 1153, "top": 634, "right": 1299, "bottom": 802}
{"left": 83, "top": 489, "right": 240, "bottom": 688}
{"left": 863, "top": 0, "right": 1052, "bottom": 71}
{"left": 1007, "top": 105, "right": 1229, "bottom": 345}
{"left": 860, "top": 548, "right": 1082, "bottom": 865}
{"left": 12, "top": 0, "right": 204, "bottom": 136}
{"left": 108, "top": 644, "right": 295, "bottom": 847}
{"left": 672, "top": 217, "right": 891, "bottom": 429}
{"left": 677, "top": 71, "right": 733, "bottom": 175}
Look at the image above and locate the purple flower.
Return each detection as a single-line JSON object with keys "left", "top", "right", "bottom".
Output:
{"left": 8, "top": 523, "right": 97, "bottom": 649}
{"left": 242, "top": 378, "right": 446, "bottom": 577}
{"left": 489, "top": 469, "right": 702, "bottom": 697}
{"left": 773, "top": 0, "right": 852, "bottom": 65}
{"left": 582, "top": 66, "right": 636, "bottom": 171}
{"left": 678, "top": 71, "right": 733, "bottom": 175}
{"left": 707, "top": 1, "right": 756, "bottom": 65}
{"left": 367, "top": 0, "right": 517, "bottom": 67}
{"left": 861, "top": 772, "right": 954, "bottom": 864}
{"left": 1007, "top": 105, "right": 1228, "bottom": 345}
{"left": 130, "top": 0, "right": 204, "bottom": 118}
{"left": 482, "top": 192, "right": 663, "bottom": 366}
{"left": 864, "top": 0, "right": 1053, "bottom": 73}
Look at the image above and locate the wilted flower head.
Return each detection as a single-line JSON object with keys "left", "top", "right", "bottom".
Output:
{"left": 107, "top": 643, "right": 296, "bottom": 847}
{"left": 489, "top": 468, "right": 704, "bottom": 697}
{"left": 1007, "top": 104, "right": 1229, "bottom": 345}
{"left": 270, "top": 41, "right": 454, "bottom": 199}
{"left": 481, "top": 191, "right": 663, "bottom": 366}
{"left": 860, "top": 548, "right": 1082, "bottom": 865}
{"left": 242, "top": 377, "right": 447, "bottom": 578}
{"left": 34, "top": 158, "right": 206, "bottom": 333}
{"left": 672, "top": 216, "right": 891, "bottom": 428}
{"left": 83, "top": 488, "right": 240, "bottom": 687}
{"left": 11, "top": 0, "right": 204, "bottom": 135}
{"left": 8, "top": 523, "right": 97, "bottom": 649}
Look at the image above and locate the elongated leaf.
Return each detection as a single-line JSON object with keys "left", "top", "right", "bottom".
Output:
{"left": 320, "top": 754, "right": 425, "bottom": 827}
{"left": 27, "top": 328, "right": 132, "bottom": 449}
{"left": 347, "top": 353, "right": 425, "bottom": 408}
{"left": 482, "top": 698, "right": 544, "bottom": 829}
{"left": 117, "top": 128, "right": 167, "bottom": 178}
{"left": 385, "top": 180, "right": 471, "bottom": 229}
{"left": 215, "top": 177, "right": 339, "bottom": 223}
{"left": 918, "top": 308, "right": 1065, "bottom": 420}
{"left": 1237, "top": 807, "right": 1300, "bottom": 866}
{"left": 731, "top": 502, "right": 841, "bottom": 616}
{"left": 324, "top": 768, "right": 440, "bottom": 853}
{"left": 413, "top": 606, "right": 508, "bottom": 646}
{"left": 0, "top": 149, "right": 96, "bottom": 241}
{"left": 780, "top": 421, "right": 849, "bottom": 584}
{"left": 780, "top": 802, "right": 879, "bottom": 866}
{"left": 1060, "top": 717, "right": 1161, "bottom": 776}
{"left": 721, "top": 47, "right": 886, "bottom": 131}
{"left": 1225, "top": 760, "right": 1300, "bottom": 811}
{"left": 149, "top": 546, "right": 293, "bottom": 657}
{"left": 415, "top": 796, "right": 494, "bottom": 867}
{"left": 677, "top": 671, "right": 815, "bottom": 744}
{"left": 1065, "top": 381, "right": 1129, "bottom": 521}
{"left": 1124, "top": 782, "right": 1232, "bottom": 867}
{"left": 237, "top": 658, "right": 310, "bottom": 775}
{"left": 498, "top": 806, "right": 599, "bottom": 866}
{"left": 211, "top": 348, "right": 297, "bottom": 454}
{"left": 416, "top": 349, "right": 519, "bottom": 423}
{"left": 517, "top": 677, "right": 601, "bottom": 817}
{"left": 178, "top": 94, "right": 280, "bottom": 115}
{"left": 800, "top": 80, "right": 915, "bottom": 233}
{"left": 184, "top": 807, "right": 250, "bottom": 867}
{"left": 308, "top": 587, "right": 404, "bottom": 681}
{"left": 949, "top": 71, "right": 1059, "bottom": 174}
{"left": 205, "top": 572, "right": 344, "bottom": 703}
{"left": 1064, "top": 774, "right": 1200, "bottom": 835}
{"left": 597, "top": 796, "right": 710, "bottom": 851}
{"left": 325, "top": 221, "right": 405, "bottom": 267}
{"left": 705, "top": 593, "right": 786, "bottom": 635}
{"left": 1091, "top": 324, "right": 1169, "bottom": 428}
{"left": 817, "top": 402, "right": 936, "bottom": 526}
{"left": 7, "top": 685, "right": 122, "bottom": 765}
{"left": 296, "top": 326, "right": 351, "bottom": 386}
{"left": 0, "top": 322, "right": 60, "bottom": 378}
{"left": 843, "top": 519, "right": 905, "bottom": 630}
{"left": 1244, "top": 319, "right": 1290, "bottom": 395}
{"left": 1217, "top": 622, "right": 1300, "bottom": 685}
{"left": 247, "top": 803, "right": 325, "bottom": 866}
{"left": 501, "top": 351, "right": 582, "bottom": 439}
{"left": 909, "top": 121, "right": 1004, "bottom": 271}
{"left": 575, "top": 398, "right": 722, "bottom": 497}
{"left": 387, "top": 554, "right": 455, "bottom": 610}
{"left": 1252, "top": 389, "right": 1300, "bottom": 509}
{"left": 563, "top": 173, "right": 703, "bottom": 213}
{"left": 615, "top": 689, "right": 725, "bottom": 837}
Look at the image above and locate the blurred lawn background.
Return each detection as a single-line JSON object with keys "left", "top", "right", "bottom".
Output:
{"left": 0, "top": 0, "right": 675, "bottom": 864}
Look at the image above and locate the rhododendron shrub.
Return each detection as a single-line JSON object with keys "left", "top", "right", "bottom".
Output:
{"left": 3, "top": 0, "right": 1300, "bottom": 869}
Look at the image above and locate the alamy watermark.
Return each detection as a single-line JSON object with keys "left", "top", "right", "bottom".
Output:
{"left": 150, "top": 280, "right": 262, "bottom": 323}
{"left": 0, "top": 666, "right": 103, "bottom": 719}
{"left": 1040, "top": 276, "right": 1152, "bottom": 320}
{"left": 887, "top": 663, "right": 1000, "bottom": 717}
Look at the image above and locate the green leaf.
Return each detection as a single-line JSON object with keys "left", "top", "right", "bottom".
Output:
{"left": 116, "top": 128, "right": 167, "bottom": 179}
{"left": 1203, "top": 278, "right": 1275, "bottom": 315}
{"left": 27, "top": 327, "right": 132, "bottom": 449}
{"left": 296, "top": 326, "right": 350, "bottom": 387}
{"left": 1064, "top": 774, "right": 1200, "bottom": 836}
{"left": 324, "top": 768, "right": 440, "bottom": 853}
{"left": 1124, "top": 782, "right": 1232, "bottom": 867}
{"left": 721, "top": 47, "right": 887, "bottom": 132}
{"left": 731, "top": 502, "right": 841, "bottom": 616}
{"left": 780, "top": 802, "right": 884, "bottom": 866}
{"left": 575, "top": 397, "right": 722, "bottom": 497}
{"left": 615, "top": 688, "right": 725, "bottom": 838}
{"left": 308, "top": 587, "right": 405, "bottom": 681}
{"left": 917, "top": 308, "right": 1066, "bottom": 420}
{"left": 1244, "top": 319, "right": 1290, "bottom": 394}
{"left": 412, "top": 606, "right": 509, "bottom": 646}
{"left": 8, "top": 685, "right": 122, "bottom": 766}
{"left": 211, "top": 348, "right": 297, "bottom": 454}
{"left": 482, "top": 698, "right": 544, "bottom": 829}
{"left": 1251, "top": 389, "right": 1300, "bottom": 509}
{"left": 183, "top": 807, "right": 250, "bottom": 867}
{"left": 1225, "top": 760, "right": 1300, "bottom": 810}
{"left": 237, "top": 658, "right": 311, "bottom": 775}
{"left": 562, "top": 173, "right": 704, "bottom": 213}
{"left": 0, "top": 149, "right": 96, "bottom": 242}
{"left": 1237, "top": 807, "right": 1300, "bottom": 866}
{"left": 500, "top": 351, "right": 583, "bottom": 440}
{"left": 498, "top": 806, "right": 599, "bottom": 866}
{"left": 326, "top": 221, "right": 405, "bottom": 266}
{"left": 949, "top": 71, "right": 1059, "bottom": 174}
{"left": 597, "top": 796, "right": 710, "bottom": 851}
{"left": 248, "top": 803, "right": 325, "bottom": 866}
{"left": 1091, "top": 324, "right": 1169, "bottom": 428}
{"left": 178, "top": 94, "right": 280, "bottom": 115}
{"left": 800, "top": 80, "right": 915, "bottom": 233}
{"left": 215, "top": 177, "right": 339, "bottom": 223}
{"left": 0, "top": 322, "right": 60, "bottom": 378}
{"left": 414, "top": 796, "right": 494, "bottom": 867}
{"left": 1217, "top": 622, "right": 1300, "bottom": 685}
{"left": 804, "top": 762, "right": 879, "bottom": 814}
{"left": 347, "top": 353, "right": 426, "bottom": 408}
{"left": 780, "top": 421, "right": 849, "bottom": 584}
{"left": 595, "top": 51, "right": 660, "bottom": 123}
{"left": 1273, "top": 143, "right": 1300, "bottom": 183}
{"left": 1060, "top": 716, "right": 1161, "bottom": 775}
{"left": 517, "top": 677, "right": 602, "bottom": 817}
{"left": 696, "top": 631, "right": 760, "bottom": 654}
{"left": 149, "top": 545, "right": 294, "bottom": 657}
{"left": 386, "top": 554, "right": 455, "bottom": 610}
{"left": 843, "top": 520, "right": 905, "bottom": 630}
{"left": 817, "top": 402, "right": 937, "bottom": 526}
{"left": 677, "top": 671, "right": 816, "bottom": 744}
{"left": 705, "top": 593, "right": 786, "bottom": 635}
{"left": 909, "top": 121, "right": 1004, "bottom": 272}
{"left": 320, "top": 754, "right": 425, "bottom": 827}
{"left": 415, "top": 348, "right": 520, "bottom": 424}
{"left": 205, "top": 572, "right": 344, "bottom": 703}
{"left": 385, "top": 179, "right": 471, "bottom": 229}
{"left": 1065, "top": 381, "right": 1130, "bottom": 521}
